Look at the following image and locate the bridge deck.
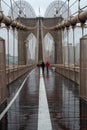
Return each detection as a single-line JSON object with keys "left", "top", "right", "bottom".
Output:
{"left": 0, "top": 68, "right": 87, "bottom": 130}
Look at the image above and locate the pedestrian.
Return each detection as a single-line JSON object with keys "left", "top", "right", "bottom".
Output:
{"left": 37, "top": 63, "right": 40, "bottom": 67}
{"left": 41, "top": 61, "right": 45, "bottom": 74}
{"left": 45, "top": 61, "right": 50, "bottom": 73}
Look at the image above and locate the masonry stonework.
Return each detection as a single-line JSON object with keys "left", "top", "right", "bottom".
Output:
{"left": 18, "top": 17, "right": 63, "bottom": 64}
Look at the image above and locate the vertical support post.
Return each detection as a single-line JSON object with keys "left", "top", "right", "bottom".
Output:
{"left": 67, "top": 27, "right": 69, "bottom": 67}
{"left": 12, "top": 27, "right": 15, "bottom": 80}
{"left": 18, "top": 29, "right": 26, "bottom": 65}
{"left": 0, "top": 0, "right": 2, "bottom": 12}
{"left": 72, "top": 26, "right": 77, "bottom": 83}
{"left": 10, "top": 0, "right": 13, "bottom": 18}
{"left": 72, "top": 26, "right": 75, "bottom": 66}
{"left": 54, "top": 40, "right": 57, "bottom": 64}
{"left": 36, "top": 20, "right": 39, "bottom": 63}
{"left": 16, "top": 28, "right": 18, "bottom": 66}
{"left": 72, "top": 25, "right": 77, "bottom": 130}
{"left": 57, "top": 28, "right": 63, "bottom": 64}
{"left": 68, "top": 0, "right": 70, "bottom": 18}
{"left": 25, "top": 40, "right": 29, "bottom": 65}
{"left": 81, "top": 23, "right": 84, "bottom": 36}
{"left": 80, "top": 23, "right": 86, "bottom": 101}
{"left": 38, "top": 18, "right": 43, "bottom": 62}
{"left": 62, "top": 28, "right": 65, "bottom": 65}
{"left": 78, "top": 0, "right": 80, "bottom": 13}
{"left": 66, "top": 27, "right": 70, "bottom": 79}
{"left": 0, "top": 38, "right": 7, "bottom": 105}
{"left": 80, "top": 36, "right": 87, "bottom": 101}
{"left": 7, "top": 26, "right": 10, "bottom": 84}
{"left": 62, "top": 28, "right": 65, "bottom": 75}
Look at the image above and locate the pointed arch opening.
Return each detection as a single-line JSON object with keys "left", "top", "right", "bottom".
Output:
{"left": 26, "top": 33, "right": 37, "bottom": 64}
{"left": 43, "top": 33, "right": 55, "bottom": 63}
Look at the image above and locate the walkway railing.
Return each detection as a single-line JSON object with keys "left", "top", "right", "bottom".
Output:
{"left": 6, "top": 64, "right": 35, "bottom": 84}
{"left": 51, "top": 64, "right": 79, "bottom": 84}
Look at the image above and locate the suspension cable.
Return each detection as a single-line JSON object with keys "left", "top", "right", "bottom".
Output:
{"left": 56, "top": 0, "right": 68, "bottom": 15}
{"left": 69, "top": 0, "right": 77, "bottom": 9}
{"left": 12, "top": 0, "right": 21, "bottom": 11}
{"left": 2, "top": 0, "right": 19, "bottom": 17}
{"left": 12, "top": 0, "right": 25, "bottom": 16}
{"left": 62, "top": 0, "right": 78, "bottom": 17}
{"left": 80, "top": 5, "right": 87, "bottom": 10}
{"left": 2, "top": 0, "right": 26, "bottom": 19}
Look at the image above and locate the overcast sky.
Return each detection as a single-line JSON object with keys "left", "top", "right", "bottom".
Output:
{"left": 2, "top": 0, "right": 55, "bottom": 16}
{"left": 1, "top": 0, "right": 87, "bottom": 17}
{"left": 27, "top": 0, "right": 87, "bottom": 16}
{"left": 27, "top": 0, "right": 54, "bottom": 16}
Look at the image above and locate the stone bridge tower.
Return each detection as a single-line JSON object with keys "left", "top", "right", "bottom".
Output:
{"left": 18, "top": 17, "right": 63, "bottom": 65}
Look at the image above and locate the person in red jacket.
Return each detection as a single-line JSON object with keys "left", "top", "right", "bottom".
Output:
{"left": 45, "top": 61, "right": 50, "bottom": 73}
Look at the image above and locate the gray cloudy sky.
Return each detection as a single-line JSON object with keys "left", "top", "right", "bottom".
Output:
{"left": 27, "top": 0, "right": 54, "bottom": 16}
{"left": 1, "top": 0, "right": 67, "bottom": 17}
{"left": 2, "top": 0, "right": 55, "bottom": 16}
{"left": 2, "top": 0, "right": 87, "bottom": 17}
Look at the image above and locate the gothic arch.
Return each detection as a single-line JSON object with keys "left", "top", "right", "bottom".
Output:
{"left": 25, "top": 33, "right": 37, "bottom": 64}
{"left": 44, "top": 33, "right": 55, "bottom": 47}
{"left": 43, "top": 33, "right": 55, "bottom": 63}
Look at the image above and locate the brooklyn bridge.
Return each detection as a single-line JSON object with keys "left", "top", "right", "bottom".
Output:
{"left": 0, "top": 0, "right": 87, "bottom": 129}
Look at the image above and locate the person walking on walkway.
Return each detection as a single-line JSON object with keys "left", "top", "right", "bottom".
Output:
{"left": 41, "top": 61, "right": 45, "bottom": 74}
{"left": 45, "top": 61, "right": 50, "bottom": 73}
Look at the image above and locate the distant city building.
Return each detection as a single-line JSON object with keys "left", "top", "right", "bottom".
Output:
{"left": 63, "top": 43, "right": 80, "bottom": 65}
{"left": 6, "top": 54, "right": 18, "bottom": 65}
{"left": 63, "top": 44, "right": 74, "bottom": 64}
